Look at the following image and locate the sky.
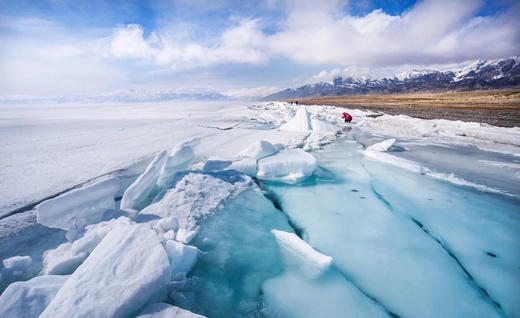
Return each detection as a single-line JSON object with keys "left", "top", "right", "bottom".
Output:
{"left": 0, "top": 0, "right": 519, "bottom": 99}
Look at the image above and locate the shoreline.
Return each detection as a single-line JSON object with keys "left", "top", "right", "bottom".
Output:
{"left": 298, "top": 89, "right": 520, "bottom": 127}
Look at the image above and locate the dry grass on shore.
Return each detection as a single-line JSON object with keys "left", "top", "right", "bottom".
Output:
{"left": 300, "top": 89, "right": 520, "bottom": 110}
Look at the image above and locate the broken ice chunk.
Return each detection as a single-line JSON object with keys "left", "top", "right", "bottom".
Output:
{"left": 155, "top": 216, "right": 179, "bottom": 233}
{"left": 165, "top": 240, "right": 199, "bottom": 279}
{"left": 0, "top": 275, "right": 69, "bottom": 318}
{"left": 280, "top": 106, "right": 311, "bottom": 132}
{"left": 136, "top": 302, "right": 206, "bottom": 318}
{"left": 40, "top": 222, "right": 170, "bottom": 318}
{"left": 310, "top": 118, "right": 339, "bottom": 135}
{"left": 257, "top": 149, "right": 317, "bottom": 183}
{"left": 2, "top": 255, "right": 32, "bottom": 280}
{"left": 365, "top": 138, "right": 396, "bottom": 152}
{"left": 42, "top": 217, "right": 133, "bottom": 275}
{"left": 202, "top": 158, "right": 232, "bottom": 172}
{"left": 36, "top": 176, "right": 120, "bottom": 240}
{"left": 121, "top": 151, "right": 168, "bottom": 211}
{"left": 235, "top": 140, "right": 278, "bottom": 160}
{"left": 157, "top": 141, "right": 197, "bottom": 188}
{"left": 176, "top": 228, "right": 197, "bottom": 244}
{"left": 228, "top": 157, "right": 257, "bottom": 177}
{"left": 163, "top": 230, "right": 175, "bottom": 241}
{"left": 271, "top": 230, "right": 332, "bottom": 277}
{"left": 41, "top": 243, "right": 86, "bottom": 275}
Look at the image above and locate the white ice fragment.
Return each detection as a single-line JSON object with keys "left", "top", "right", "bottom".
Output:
{"left": 257, "top": 149, "right": 317, "bottom": 183}
{"left": 40, "top": 222, "right": 170, "bottom": 318}
{"left": 36, "top": 177, "right": 120, "bottom": 240}
{"left": 235, "top": 140, "right": 278, "bottom": 160}
{"left": 271, "top": 230, "right": 332, "bottom": 277}
{"left": 156, "top": 216, "right": 179, "bottom": 233}
{"left": 365, "top": 139, "right": 396, "bottom": 152}
{"left": 228, "top": 157, "right": 258, "bottom": 177}
{"left": 165, "top": 240, "right": 199, "bottom": 279}
{"left": 163, "top": 230, "right": 175, "bottom": 241}
{"left": 0, "top": 275, "right": 69, "bottom": 318}
{"left": 121, "top": 151, "right": 168, "bottom": 211}
{"left": 280, "top": 107, "right": 311, "bottom": 132}
{"left": 202, "top": 158, "right": 232, "bottom": 172}
{"left": 310, "top": 118, "right": 339, "bottom": 135}
{"left": 2, "top": 255, "right": 32, "bottom": 274}
{"left": 137, "top": 302, "right": 206, "bottom": 318}
{"left": 41, "top": 243, "right": 87, "bottom": 275}
{"left": 157, "top": 141, "right": 197, "bottom": 188}
{"left": 42, "top": 217, "right": 133, "bottom": 275}
{"left": 176, "top": 228, "right": 197, "bottom": 244}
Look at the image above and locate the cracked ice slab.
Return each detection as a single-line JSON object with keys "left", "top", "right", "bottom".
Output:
{"left": 40, "top": 220, "right": 170, "bottom": 318}
{"left": 264, "top": 140, "right": 502, "bottom": 318}
{"left": 137, "top": 172, "right": 255, "bottom": 243}
{"left": 366, "top": 159, "right": 520, "bottom": 318}
{"left": 36, "top": 176, "right": 120, "bottom": 240}
{"left": 263, "top": 231, "right": 388, "bottom": 317}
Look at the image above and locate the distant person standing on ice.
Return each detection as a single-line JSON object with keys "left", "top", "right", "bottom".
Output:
{"left": 342, "top": 112, "right": 352, "bottom": 123}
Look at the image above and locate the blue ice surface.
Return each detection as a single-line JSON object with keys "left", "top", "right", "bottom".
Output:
{"left": 263, "top": 138, "right": 520, "bottom": 318}
{"left": 1, "top": 130, "right": 519, "bottom": 317}
{"left": 170, "top": 189, "right": 294, "bottom": 317}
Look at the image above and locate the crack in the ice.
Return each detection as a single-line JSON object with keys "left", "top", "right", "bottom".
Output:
{"left": 333, "top": 266, "right": 402, "bottom": 318}
{"left": 256, "top": 182, "right": 306, "bottom": 240}
{"left": 410, "top": 218, "right": 506, "bottom": 316}
{"left": 363, "top": 164, "right": 506, "bottom": 317}
{"left": 255, "top": 179, "right": 401, "bottom": 318}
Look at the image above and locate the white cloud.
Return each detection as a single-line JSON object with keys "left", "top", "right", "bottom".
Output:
{"left": 269, "top": 0, "right": 519, "bottom": 66}
{"left": 107, "top": 19, "right": 268, "bottom": 69}
{"left": 108, "top": 0, "right": 518, "bottom": 70}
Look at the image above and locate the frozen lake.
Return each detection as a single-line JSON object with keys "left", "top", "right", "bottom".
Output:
{"left": 0, "top": 101, "right": 519, "bottom": 317}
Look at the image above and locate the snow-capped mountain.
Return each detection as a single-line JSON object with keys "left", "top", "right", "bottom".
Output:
{"left": 263, "top": 57, "right": 520, "bottom": 100}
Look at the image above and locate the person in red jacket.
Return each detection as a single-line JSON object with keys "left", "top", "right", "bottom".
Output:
{"left": 342, "top": 112, "right": 352, "bottom": 123}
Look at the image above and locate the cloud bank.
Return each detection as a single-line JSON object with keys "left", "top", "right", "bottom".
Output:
{"left": 1, "top": 0, "right": 519, "bottom": 96}
{"left": 107, "top": 0, "right": 520, "bottom": 69}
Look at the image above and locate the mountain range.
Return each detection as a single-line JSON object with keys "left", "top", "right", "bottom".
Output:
{"left": 263, "top": 57, "right": 520, "bottom": 100}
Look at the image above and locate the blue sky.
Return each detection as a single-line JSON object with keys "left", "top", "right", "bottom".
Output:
{"left": 1, "top": 0, "right": 519, "bottom": 98}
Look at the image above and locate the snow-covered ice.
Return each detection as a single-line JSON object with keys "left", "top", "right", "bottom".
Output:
{"left": 235, "top": 140, "right": 278, "bottom": 160}
{"left": 137, "top": 172, "right": 254, "bottom": 241}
